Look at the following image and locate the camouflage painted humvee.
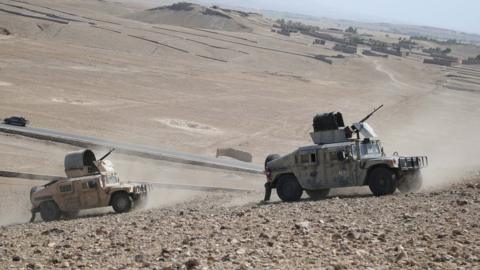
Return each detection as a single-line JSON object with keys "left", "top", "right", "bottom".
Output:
{"left": 30, "top": 149, "right": 149, "bottom": 222}
{"left": 264, "top": 106, "right": 428, "bottom": 202}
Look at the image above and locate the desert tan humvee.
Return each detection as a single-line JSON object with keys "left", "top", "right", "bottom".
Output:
{"left": 264, "top": 106, "right": 428, "bottom": 202}
{"left": 30, "top": 149, "right": 149, "bottom": 222}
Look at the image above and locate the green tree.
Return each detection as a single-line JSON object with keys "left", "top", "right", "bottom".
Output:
{"left": 442, "top": 48, "right": 452, "bottom": 54}
{"left": 276, "top": 19, "right": 285, "bottom": 28}
{"left": 345, "top": 26, "right": 357, "bottom": 34}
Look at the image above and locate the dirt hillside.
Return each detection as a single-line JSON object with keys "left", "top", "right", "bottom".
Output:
{"left": 126, "top": 2, "right": 253, "bottom": 32}
{"left": 0, "top": 0, "right": 480, "bottom": 268}
{"left": 1, "top": 176, "right": 480, "bottom": 269}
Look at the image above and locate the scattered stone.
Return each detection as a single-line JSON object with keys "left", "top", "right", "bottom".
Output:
{"left": 160, "top": 248, "right": 171, "bottom": 258}
{"left": 395, "top": 250, "right": 407, "bottom": 262}
{"left": 95, "top": 226, "right": 108, "bottom": 235}
{"left": 26, "top": 263, "right": 43, "bottom": 269}
{"left": 134, "top": 254, "right": 144, "bottom": 263}
{"left": 332, "top": 233, "right": 343, "bottom": 241}
{"left": 258, "top": 232, "right": 270, "bottom": 239}
{"left": 452, "top": 229, "right": 463, "bottom": 236}
{"left": 239, "top": 262, "right": 250, "bottom": 270}
{"left": 236, "top": 248, "right": 246, "bottom": 255}
{"left": 345, "top": 230, "right": 360, "bottom": 240}
{"left": 41, "top": 228, "right": 64, "bottom": 235}
{"left": 375, "top": 233, "right": 385, "bottom": 242}
{"left": 456, "top": 199, "right": 468, "bottom": 206}
{"left": 221, "top": 254, "right": 231, "bottom": 262}
{"left": 294, "top": 221, "right": 310, "bottom": 234}
{"left": 185, "top": 258, "right": 200, "bottom": 270}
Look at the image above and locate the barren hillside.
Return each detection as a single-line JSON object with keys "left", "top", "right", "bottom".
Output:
{"left": 126, "top": 2, "right": 263, "bottom": 32}
{"left": 0, "top": 0, "right": 480, "bottom": 268}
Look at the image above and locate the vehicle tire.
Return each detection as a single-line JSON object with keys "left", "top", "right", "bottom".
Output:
{"left": 276, "top": 175, "right": 303, "bottom": 202}
{"left": 39, "top": 201, "right": 61, "bottom": 222}
{"left": 306, "top": 189, "right": 330, "bottom": 200}
{"left": 111, "top": 193, "right": 133, "bottom": 213}
{"left": 264, "top": 154, "right": 280, "bottom": 169}
{"left": 397, "top": 172, "right": 423, "bottom": 193}
{"left": 368, "top": 167, "right": 397, "bottom": 196}
{"left": 63, "top": 210, "right": 80, "bottom": 219}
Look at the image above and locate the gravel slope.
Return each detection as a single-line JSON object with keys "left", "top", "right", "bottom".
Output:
{"left": 1, "top": 176, "right": 479, "bottom": 270}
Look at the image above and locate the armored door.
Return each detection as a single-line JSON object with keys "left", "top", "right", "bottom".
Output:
{"left": 296, "top": 149, "right": 320, "bottom": 189}
{"left": 79, "top": 178, "right": 100, "bottom": 208}
{"left": 57, "top": 182, "right": 79, "bottom": 211}
{"left": 325, "top": 146, "right": 356, "bottom": 187}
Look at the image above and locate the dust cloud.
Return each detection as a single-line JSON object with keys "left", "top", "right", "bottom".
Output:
{"left": 0, "top": 184, "right": 32, "bottom": 226}
{"left": 381, "top": 88, "right": 480, "bottom": 190}
{"left": 112, "top": 157, "right": 203, "bottom": 210}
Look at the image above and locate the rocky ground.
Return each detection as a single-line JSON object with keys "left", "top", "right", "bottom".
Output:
{"left": 1, "top": 175, "right": 479, "bottom": 270}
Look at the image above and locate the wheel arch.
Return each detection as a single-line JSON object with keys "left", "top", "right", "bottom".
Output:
{"left": 265, "top": 154, "right": 281, "bottom": 168}
{"left": 35, "top": 196, "right": 60, "bottom": 210}
{"left": 39, "top": 199, "right": 58, "bottom": 207}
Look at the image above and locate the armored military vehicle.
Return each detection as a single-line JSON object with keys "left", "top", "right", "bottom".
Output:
{"left": 264, "top": 105, "right": 428, "bottom": 202}
{"left": 30, "top": 149, "right": 149, "bottom": 222}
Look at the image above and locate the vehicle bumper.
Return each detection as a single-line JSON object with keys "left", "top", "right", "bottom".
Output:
{"left": 398, "top": 156, "right": 428, "bottom": 171}
{"left": 131, "top": 184, "right": 151, "bottom": 201}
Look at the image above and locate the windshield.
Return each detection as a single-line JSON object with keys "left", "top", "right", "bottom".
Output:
{"left": 105, "top": 174, "right": 119, "bottom": 185}
{"left": 360, "top": 141, "right": 382, "bottom": 157}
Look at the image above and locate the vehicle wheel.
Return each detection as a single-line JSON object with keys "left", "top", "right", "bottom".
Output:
{"left": 264, "top": 154, "right": 280, "bottom": 169}
{"left": 306, "top": 189, "right": 330, "bottom": 200}
{"left": 63, "top": 210, "right": 80, "bottom": 219}
{"left": 397, "top": 172, "right": 423, "bottom": 193}
{"left": 368, "top": 167, "right": 397, "bottom": 196}
{"left": 39, "top": 201, "right": 61, "bottom": 222}
{"left": 112, "top": 193, "right": 133, "bottom": 213}
{"left": 276, "top": 175, "right": 303, "bottom": 202}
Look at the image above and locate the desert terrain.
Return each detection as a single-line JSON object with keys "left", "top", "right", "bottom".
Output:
{"left": 1, "top": 0, "right": 480, "bottom": 269}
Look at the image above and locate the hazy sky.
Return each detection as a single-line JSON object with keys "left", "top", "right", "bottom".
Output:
{"left": 207, "top": 0, "right": 480, "bottom": 34}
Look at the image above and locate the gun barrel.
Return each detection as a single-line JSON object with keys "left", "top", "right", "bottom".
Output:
{"left": 99, "top": 148, "right": 116, "bottom": 161}
{"left": 360, "top": 104, "right": 384, "bottom": 123}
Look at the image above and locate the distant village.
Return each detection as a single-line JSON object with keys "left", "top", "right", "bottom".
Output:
{"left": 271, "top": 19, "right": 480, "bottom": 66}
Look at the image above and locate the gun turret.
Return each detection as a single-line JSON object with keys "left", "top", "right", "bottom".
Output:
{"left": 351, "top": 105, "right": 383, "bottom": 139}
